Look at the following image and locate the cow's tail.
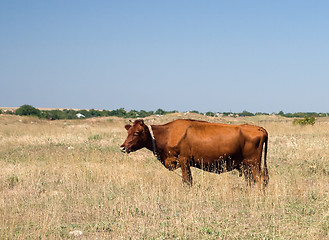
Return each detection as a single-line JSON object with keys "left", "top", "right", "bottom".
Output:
{"left": 261, "top": 130, "right": 269, "bottom": 186}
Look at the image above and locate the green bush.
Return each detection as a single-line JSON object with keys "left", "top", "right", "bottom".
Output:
{"left": 155, "top": 108, "right": 166, "bottom": 116}
{"left": 293, "top": 116, "right": 316, "bottom": 126}
{"left": 16, "top": 105, "right": 41, "bottom": 117}
{"left": 239, "top": 110, "right": 254, "bottom": 117}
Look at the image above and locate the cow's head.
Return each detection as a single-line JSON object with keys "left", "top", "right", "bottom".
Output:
{"left": 120, "top": 119, "right": 151, "bottom": 153}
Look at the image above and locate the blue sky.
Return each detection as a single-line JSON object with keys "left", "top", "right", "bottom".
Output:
{"left": 1, "top": 1, "right": 328, "bottom": 113}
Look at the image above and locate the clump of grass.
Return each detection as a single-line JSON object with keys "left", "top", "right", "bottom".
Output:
{"left": 293, "top": 116, "right": 316, "bottom": 126}
{"left": 88, "top": 134, "right": 102, "bottom": 141}
{"left": 7, "top": 175, "right": 19, "bottom": 188}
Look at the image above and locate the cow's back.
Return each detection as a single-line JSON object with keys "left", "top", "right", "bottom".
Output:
{"left": 151, "top": 119, "right": 205, "bottom": 150}
{"left": 179, "top": 122, "right": 243, "bottom": 161}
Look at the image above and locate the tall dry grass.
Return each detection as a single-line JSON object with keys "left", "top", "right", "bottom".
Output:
{"left": 0, "top": 114, "right": 328, "bottom": 239}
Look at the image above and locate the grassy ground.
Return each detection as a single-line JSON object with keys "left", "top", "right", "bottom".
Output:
{"left": 0, "top": 114, "right": 328, "bottom": 239}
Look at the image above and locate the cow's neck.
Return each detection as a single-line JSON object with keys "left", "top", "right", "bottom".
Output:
{"left": 145, "top": 126, "right": 158, "bottom": 158}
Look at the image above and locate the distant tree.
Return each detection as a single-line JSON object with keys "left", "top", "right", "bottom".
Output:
{"left": 205, "top": 111, "right": 215, "bottom": 117}
{"left": 138, "top": 110, "right": 149, "bottom": 118}
{"left": 155, "top": 108, "right": 166, "bottom": 115}
{"left": 147, "top": 110, "right": 154, "bottom": 116}
{"left": 293, "top": 112, "right": 307, "bottom": 118}
{"left": 110, "top": 108, "right": 127, "bottom": 118}
{"left": 126, "top": 110, "right": 139, "bottom": 118}
{"left": 78, "top": 110, "right": 91, "bottom": 118}
{"left": 283, "top": 112, "right": 293, "bottom": 118}
{"left": 222, "top": 112, "right": 233, "bottom": 116}
{"left": 16, "top": 105, "right": 41, "bottom": 117}
{"left": 190, "top": 110, "right": 200, "bottom": 114}
{"left": 100, "top": 110, "right": 108, "bottom": 117}
{"left": 48, "top": 110, "right": 64, "bottom": 120}
{"left": 169, "top": 110, "right": 179, "bottom": 114}
{"left": 255, "top": 112, "right": 269, "bottom": 116}
{"left": 64, "top": 109, "right": 78, "bottom": 119}
{"left": 239, "top": 110, "right": 254, "bottom": 117}
{"left": 89, "top": 109, "right": 102, "bottom": 117}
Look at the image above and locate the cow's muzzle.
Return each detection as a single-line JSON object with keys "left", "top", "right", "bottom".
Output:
{"left": 120, "top": 145, "right": 130, "bottom": 154}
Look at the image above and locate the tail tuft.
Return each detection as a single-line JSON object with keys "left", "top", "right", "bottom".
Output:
{"left": 261, "top": 131, "right": 269, "bottom": 186}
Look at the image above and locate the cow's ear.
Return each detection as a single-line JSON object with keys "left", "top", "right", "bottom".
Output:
{"left": 125, "top": 124, "right": 131, "bottom": 131}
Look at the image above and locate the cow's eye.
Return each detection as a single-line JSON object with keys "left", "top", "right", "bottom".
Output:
{"left": 134, "top": 131, "right": 142, "bottom": 136}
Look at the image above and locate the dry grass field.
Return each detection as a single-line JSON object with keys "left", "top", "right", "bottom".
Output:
{"left": 0, "top": 113, "right": 328, "bottom": 239}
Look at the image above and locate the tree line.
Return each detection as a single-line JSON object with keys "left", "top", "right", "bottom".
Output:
{"left": 1, "top": 105, "right": 176, "bottom": 120}
{"left": 1, "top": 105, "right": 328, "bottom": 120}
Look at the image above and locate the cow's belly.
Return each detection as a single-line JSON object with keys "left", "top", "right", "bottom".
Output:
{"left": 191, "top": 152, "right": 241, "bottom": 172}
{"left": 186, "top": 142, "right": 243, "bottom": 173}
{"left": 178, "top": 128, "right": 244, "bottom": 172}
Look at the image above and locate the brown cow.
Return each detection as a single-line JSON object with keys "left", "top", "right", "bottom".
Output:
{"left": 120, "top": 119, "right": 268, "bottom": 188}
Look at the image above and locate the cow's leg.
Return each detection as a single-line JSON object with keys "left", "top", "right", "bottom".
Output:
{"left": 241, "top": 164, "right": 253, "bottom": 186}
{"left": 249, "top": 147, "right": 267, "bottom": 191}
{"left": 179, "top": 156, "right": 192, "bottom": 186}
{"left": 164, "top": 157, "right": 179, "bottom": 170}
{"left": 249, "top": 163, "right": 262, "bottom": 190}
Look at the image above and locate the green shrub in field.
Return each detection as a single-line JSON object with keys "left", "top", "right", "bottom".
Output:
{"left": 293, "top": 116, "right": 316, "bottom": 126}
{"left": 16, "top": 105, "right": 41, "bottom": 117}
